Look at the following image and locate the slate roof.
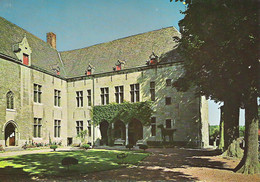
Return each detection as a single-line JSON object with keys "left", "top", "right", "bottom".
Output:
{"left": 60, "top": 27, "right": 180, "bottom": 77}
{"left": 0, "top": 17, "right": 181, "bottom": 78}
{"left": 0, "top": 17, "right": 66, "bottom": 76}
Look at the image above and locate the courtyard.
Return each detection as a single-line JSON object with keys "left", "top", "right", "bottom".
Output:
{"left": 0, "top": 147, "right": 259, "bottom": 181}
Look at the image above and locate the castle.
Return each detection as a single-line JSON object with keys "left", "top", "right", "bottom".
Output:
{"left": 0, "top": 17, "right": 209, "bottom": 148}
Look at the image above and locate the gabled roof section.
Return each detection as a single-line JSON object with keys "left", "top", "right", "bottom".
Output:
{"left": 0, "top": 17, "right": 66, "bottom": 77}
{"left": 60, "top": 27, "right": 180, "bottom": 77}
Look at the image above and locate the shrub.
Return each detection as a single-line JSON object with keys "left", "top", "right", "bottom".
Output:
{"left": 81, "top": 144, "right": 90, "bottom": 150}
{"left": 139, "top": 144, "right": 148, "bottom": 151}
{"left": 0, "top": 145, "right": 4, "bottom": 151}
{"left": 50, "top": 145, "right": 58, "bottom": 151}
{"left": 61, "top": 157, "right": 78, "bottom": 170}
{"left": 126, "top": 144, "right": 134, "bottom": 150}
{"left": 72, "top": 143, "right": 80, "bottom": 147}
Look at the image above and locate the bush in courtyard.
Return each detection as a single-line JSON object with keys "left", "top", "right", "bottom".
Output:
{"left": 126, "top": 144, "right": 134, "bottom": 150}
{"left": 0, "top": 145, "right": 4, "bottom": 151}
{"left": 139, "top": 144, "right": 148, "bottom": 151}
{"left": 72, "top": 143, "right": 81, "bottom": 147}
{"left": 50, "top": 145, "right": 58, "bottom": 151}
{"left": 81, "top": 144, "right": 90, "bottom": 150}
{"left": 61, "top": 157, "right": 78, "bottom": 170}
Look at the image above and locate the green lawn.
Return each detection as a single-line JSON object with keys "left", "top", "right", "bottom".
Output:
{"left": 0, "top": 149, "right": 149, "bottom": 177}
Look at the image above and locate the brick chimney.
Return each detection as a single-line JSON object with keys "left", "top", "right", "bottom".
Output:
{"left": 47, "top": 32, "right": 56, "bottom": 49}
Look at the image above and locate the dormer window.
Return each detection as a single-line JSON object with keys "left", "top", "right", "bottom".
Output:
{"left": 23, "top": 54, "right": 29, "bottom": 65}
{"left": 146, "top": 52, "right": 158, "bottom": 65}
{"left": 116, "top": 64, "right": 121, "bottom": 71}
{"left": 86, "top": 69, "right": 92, "bottom": 75}
{"left": 114, "top": 60, "right": 125, "bottom": 71}
{"left": 85, "top": 64, "right": 94, "bottom": 76}
{"left": 51, "top": 65, "right": 60, "bottom": 76}
{"left": 13, "top": 36, "right": 32, "bottom": 66}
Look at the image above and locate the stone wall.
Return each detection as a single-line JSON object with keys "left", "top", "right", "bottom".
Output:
{"left": 0, "top": 56, "right": 209, "bottom": 148}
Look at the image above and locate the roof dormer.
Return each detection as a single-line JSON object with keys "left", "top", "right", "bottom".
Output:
{"left": 13, "top": 35, "right": 32, "bottom": 66}
{"left": 114, "top": 60, "right": 126, "bottom": 71}
{"left": 51, "top": 64, "right": 60, "bottom": 76}
{"left": 85, "top": 64, "right": 94, "bottom": 75}
{"left": 146, "top": 52, "right": 159, "bottom": 66}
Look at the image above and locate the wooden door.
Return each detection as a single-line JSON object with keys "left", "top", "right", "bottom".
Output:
{"left": 9, "top": 136, "right": 15, "bottom": 146}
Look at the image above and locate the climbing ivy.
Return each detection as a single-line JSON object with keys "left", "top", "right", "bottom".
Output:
{"left": 92, "top": 101, "right": 154, "bottom": 126}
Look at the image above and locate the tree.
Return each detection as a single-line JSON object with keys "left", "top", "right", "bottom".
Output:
{"left": 77, "top": 130, "right": 88, "bottom": 144}
{"left": 171, "top": 0, "right": 259, "bottom": 174}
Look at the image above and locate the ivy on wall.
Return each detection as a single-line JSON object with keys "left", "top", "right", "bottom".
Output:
{"left": 92, "top": 101, "right": 154, "bottom": 125}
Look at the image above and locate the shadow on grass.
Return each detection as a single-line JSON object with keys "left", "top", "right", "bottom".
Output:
{"left": 0, "top": 149, "right": 148, "bottom": 179}
{"left": 0, "top": 166, "right": 33, "bottom": 182}
{"left": 0, "top": 148, "right": 232, "bottom": 181}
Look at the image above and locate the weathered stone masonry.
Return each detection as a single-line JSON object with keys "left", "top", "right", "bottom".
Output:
{"left": 0, "top": 17, "right": 209, "bottom": 148}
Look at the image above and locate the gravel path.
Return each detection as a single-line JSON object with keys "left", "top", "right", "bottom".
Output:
{"left": 0, "top": 147, "right": 81, "bottom": 158}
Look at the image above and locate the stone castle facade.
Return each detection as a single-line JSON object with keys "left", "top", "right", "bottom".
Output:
{"left": 0, "top": 17, "right": 209, "bottom": 148}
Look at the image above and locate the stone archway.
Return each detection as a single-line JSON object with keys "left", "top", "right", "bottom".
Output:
{"left": 128, "top": 119, "right": 143, "bottom": 145}
{"left": 4, "top": 121, "right": 17, "bottom": 147}
{"left": 114, "top": 120, "right": 126, "bottom": 140}
{"left": 100, "top": 120, "right": 109, "bottom": 145}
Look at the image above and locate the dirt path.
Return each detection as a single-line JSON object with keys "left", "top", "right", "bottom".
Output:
{"left": 1, "top": 147, "right": 259, "bottom": 181}
{"left": 61, "top": 148, "right": 260, "bottom": 181}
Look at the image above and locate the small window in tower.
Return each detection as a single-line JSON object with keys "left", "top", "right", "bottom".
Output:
{"left": 166, "top": 119, "right": 172, "bottom": 128}
{"left": 151, "top": 117, "right": 156, "bottom": 136}
{"left": 166, "top": 79, "right": 172, "bottom": 86}
{"left": 165, "top": 97, "right": 171, "bottom": 105}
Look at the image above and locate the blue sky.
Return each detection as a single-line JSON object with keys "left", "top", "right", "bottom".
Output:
{"left": 0, "top": 0, "right": 245, "bottom": 125}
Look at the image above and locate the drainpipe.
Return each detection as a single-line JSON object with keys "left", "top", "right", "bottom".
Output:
{"left": 92, "top": 76, "right": 95, "bottom": 147}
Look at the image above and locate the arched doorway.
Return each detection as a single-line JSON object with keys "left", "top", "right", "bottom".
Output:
{"left": 5, "top": 122, "right": 17, "bottom": 147}
{"left": 114, "top": 120, "right": 126, "bottom": 140}
{"left": 100, "top": 120, "right": 109, "bottom": 145}
{"left": 128, "top": 119, "right": 143, "bottom": 145}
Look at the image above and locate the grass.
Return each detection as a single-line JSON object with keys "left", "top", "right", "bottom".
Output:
{"left": 0, "top": 149, "right": 149, "bottom": 177}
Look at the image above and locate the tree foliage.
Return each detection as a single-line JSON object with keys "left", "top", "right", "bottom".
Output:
{"left": 171, "top": 0, "right": 259, "bottom": 174}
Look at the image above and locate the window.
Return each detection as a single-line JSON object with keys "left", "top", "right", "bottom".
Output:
{"left": 23, "top": 54, "right": 29, "bottom": 65}
{"left": 6, "top": 91, "right": 14, "bottom": 109}
{"left": 130, "top": 84, "right": 140, "bottom": 102}
{"left": 151, "top": 117, "right": 156, "bottom": 136}
{"left": 76, "top": 91, "right": 83, "bottom": 107}
{"left": 88, "top": 120, "right": 92, "bottom": 137}
{"left": 76, "top": 121, "right": 83, "bottom": 135}
{"left": 115, "top": 86, "right": 124, "bottom": 103}
{"left": 54, "top": 90, "right": 61, "bottom": 107}
{"left": 86, "top": 70, "right": 92, "bottom": 75}
{"left": 87, "top": 89, "right": 91, "bottom": 106}
{"left": 33, "top": 118, "right": 42, "bottom": 138}
{"left": 165, "top": 97, "right": 171, "bottom": 105}
{"left": 101, "top": 87, "right": 109, "bottom": 105}
{"left": 54, "top": 120, "right": 61, "bottom": 137}
{"left": 150, "top": 82, "right": 155, "bottom": 101}
{"left": 34, "top": 84, "right": 42, "bottom": 103}
{"left": 166, "top": 79, "right": 172, "bottom": 87}
{"left": 166, "top": 119, "right": 172, "bottom": 128}
{"left": 116, "top": 64, "right": 121, "bottom": 71}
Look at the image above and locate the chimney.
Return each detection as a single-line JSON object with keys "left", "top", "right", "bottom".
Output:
{"left": 47, "top": 32, "right": 56, "bottom": 49}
